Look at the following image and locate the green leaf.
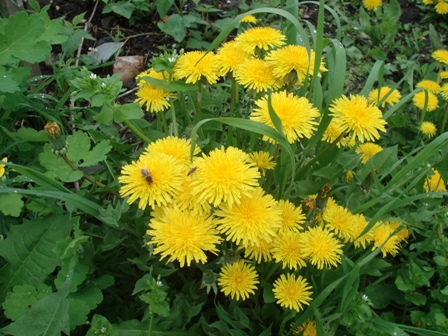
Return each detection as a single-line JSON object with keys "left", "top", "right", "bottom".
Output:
{"left": 37, "top": 12, "right": 68, "bottom": 45}
{"left": 0, "top": 67, "right": 20, "bottom": 93}
{"left": 68, "top": 298, "right": 90, "bottom": 330}
{"left": 103, "top": 1, "right": 135, "bottom": 19}
{"left": 80, "top": 140, "right": 111, "bottom": 167}
{"left": 3, "top": 284, "right": 52, "bottom": 321}
{"left": 155, "top": 0, "right": 174, "bottom": 18}
{"left": 1, "top": 291, "right": 70, "bottom": 336}
{"left": 66, "top": 131, "right": 111, "bottom": 167}
{"left": 157, "top": 14, "right": 188, "bottom": 42}
{"left": 39, "top": 144, "right": 84, "bottom": 182}
{"left": 0, "top": 11, "right": 51, "bottom": 65}
{"left": 0, "top": 214, "right": 72, "bottom": 302}
{"left": 0, "top": 193, "right": 24, "bottom": 217}
{"left": 114, "top": 102, "right": 144, "bottom": 123}
{"left": 88, "top": 315, "right": 118, "bottom": 336}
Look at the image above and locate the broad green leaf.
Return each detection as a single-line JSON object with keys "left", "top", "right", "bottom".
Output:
{"left": 0, "top": 11, "right": 50, "bottom": 65}
{"left": 0, "top": 67, "right": 20, "bottom": 93}
{"left": 3, "top": 284, "right": 52, "bottom": 321}
{"left": 103, "top": 1, "right": 135, "bottom": 19}
{"left": 68, "top": 298, "right": 90, "bottom": 330}
{"left": 1, "top": 291, "right": 70, "bottom": 336}
{"left": 88, "top": 315, "right": 118, "bottom": 336}
{"left": 0, "top": 193, "right": 24, "bottom": 217}
{"left": 39, "top": 144, "right": 84, "bottom": 182}
{"left": 114, "top": 102, "right": 144, "bottom": 123}
{"left": 155, "top": 0, "right": 175, "bottom": 18}
{"left": 80, "top": 140, "right": 111, "bottom": 167}
{"left": 0, "top": 214, "right": 72, "bottom": 302}
{"left": 67, "top": 131, "right": 91, "bottom": 164}
{"left": 38, "top": 12, "right": 68, "bottom": 45}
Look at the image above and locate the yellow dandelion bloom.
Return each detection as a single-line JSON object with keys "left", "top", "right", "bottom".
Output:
{"left": 424, "top": 168, "right": 447, "bottom": 192}
{"left": 271, "top": 231, "right": 307, "bottom": 270}
{"left": 142, "top": 136, "right": 200, "bottom": 165}
{"left": 432, "top": 49, "right": 448, "bottom": 64}
{"left": 323, "top": 201, "right": 357, "bottom": 242}
{"left": 135, "top": 69, "right": 176, "bottom": 113}
{"left": 234, "top": 59, "right": 282, "bottom": 92}
{"left": 0, "top": 157, "right": 7, "bottom": 177}
{"left": 292, "top": 320, "right": 317, "bottom": 336}
{"left": 345, "top": 170, "right": 355, "bottom": 183}
{"left": 216, "top": 40, "right": 251, "bottom": 76}
{"left": 420, "top": 121, "right": 437, "bottom": 138}
{"left": 322, "top": 120, "right": 347, "bottom": 147}
{"left": 173, "top": 50, "right": 220, "bottom": 84}
{"left": 119, "top": 153, "right": 184, "bottom": 209}
{"left": 215, "top": 187, "right": 282, "bottom": 247}
{"left": 368, "top": 86, "right": 402, "bottom": 107}
{"left": 218, "top": 260, "right": 259, "bottom": 301}
{"left": 234, "top": 26, "right": 286, "bottom": 54}
{"left": 248, "top": 151, "right": 276, "bottom": 176}
{"left": 189, "top": 146, "right": 261, "bottom": 207}
{"left": 422, "top": 0, "right": 435, "bottom": 4}
{"left": 277, "top": 199, "right": 305, "bottom": 232}
{"left": 299, "top": 226, "right": 343, "bottom": 269}
{"left": 355, "top": 142, "right": 384, "bottom": 164}
{"left": 329, "top": 94, "right": 387, "bottom": 143}
{"left": 170, "top": 174, "right": 211, "bottom": 215}
{"left": 387, "top": 221, "right": 410, "bottom": 244}
{"left": 413, "top": 91, "right": 439, "bottom": 112}
{"left": 363, "top": 0, "right": 382, "bottom": 10}
{"left": 272, "top": 273, "right": 313, "bottom": 312}
{"left": 240, "top": 14, "right": 257, "bottom": 23}
{"left": 352, "top": 214, "right": 373, "bottom": 249}
{"left": 265, "top": 45, "right": 327, "bottom": 84}
{"left": 416, "top": 80, "right": 441, "bottom": 93}
{"left": 440, "top": 71, "right": 448, "bottom": 79}
{"left": 242, "top": 238, "right": 273, "bottom": 263}
{"left": 371, "top": 221, "right": 400, "bottom": 257}
{"left": 147, "top": 206, "right": 221, "bottom": 267}
{"left": 440, "top": 82, "right": 448, "bottom": 100}
{"left": 251, "top": 91, "right": 320, "bottom": 143}
{"left": 436, "top": 1, "right": 448, "bottom": 14}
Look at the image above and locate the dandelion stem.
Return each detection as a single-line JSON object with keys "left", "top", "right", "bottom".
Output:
{"left": 195, "top": 81, "right": 203, "bottom": 124}
{"left": 179, "top": 93, "right": 192, "bottom": 126}
{"left": 171, "top": 103, "right": 178, "bottom": 137}
{"left": 440, "top": 103, "right": 448, "bottom": 133}
{"left": 124, "top": 119, "right": 151, "bottom": 144}
{"left": 62, "top": 155, "right": 105, "bottom": 188}
{"left": 148, "top": 312, "right": 154, "bottom": 336}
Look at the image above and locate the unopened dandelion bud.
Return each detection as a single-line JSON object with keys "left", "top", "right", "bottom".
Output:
{"left": 44, "top": 122, "right": 67, "bottom": 155}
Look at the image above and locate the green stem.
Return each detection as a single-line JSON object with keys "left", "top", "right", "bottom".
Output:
{"left": 157, "top": 112, "right": 169, "bottom": 135}
{"left": 171, "top": 103, "right": 178, "bottom": 137}
{"left": 179, "top": 93, "right": 192, "bottom": 126}
{"left": 148, "top": 312, "right": 154, "bottom": 336}
{"left": 62, "top": 155, "right": 105, "bottom": 188}
{"left": 195, "top": 81, "right": 203, "bottom": 124}
{"left": 124, "top": 120, "right": 151, "bottom": 144}
{"left": 440, "top": 103, "right": 448, "bottom": 133}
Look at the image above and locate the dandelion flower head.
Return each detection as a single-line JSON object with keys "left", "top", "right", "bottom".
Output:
{"left": 416, "top": 80, "right": 441, "bottom": 93}
{"left": 147, "top": 206, "right": 221, "bottom": 267}
{"left": 234, "top": 59, "right": 282, "bottom": 92}
{"left": 234, "top": 26, "right": 286, "bottom": 54}
{"left": 242, "top": 238, "right": 273, "bottom": 263}
{"left": 273, "top": 273, "right": 313, "bottom": 312}
{"left": 135, "top": 69, "right": 176, "bottom": 113}
{"left": 240, "top": 14, "right": 257, "bottom": 23}
{"left": 420, "top": 121, "right": 437, "bottom": 138}
{"left": 173, "top": 50, "right": 220, "bottom": 84}
{"left": 277, "top": 199, "right": 305, "bottom": 232}
{"left": 321, "top": 120, "right": 347, "bottom": 147}
{"left": 352, "top": 213, "right": 373, "bottom": 249}
{"left": 189, "top": 146, "right": 261, "bottom": 208}
{"left": 142, "top": 136, "right": 200, "bottom": 165}
{"left": 119, "top": 153, "right": 184, "bottom": 209}
{"left": 292, "top": 320, "right": 317, "bottom": 336}
{"left": 368, "top": 86, "right": 402, "bottom": 107}
{"left": 413, "top": 91, "right": 439, "bottom": 112}
{"left": 424, "top": 168, "right": 447, "bottom": 192}
{"left": 218, "top": 260, "right": 259, "bottom": 301}
{"left": 215, "top": 187, "right": 282, "bottom": 247}
{"left": 0, "top": 157, "right": 7, "bottom": 177}
{"left": 435, "top": 1, "right": 448, "bottom": 14}
{"left": 387, "top": 221, "right": 410, "bottom": 244}
{"left": 440, "top": 71, "right": 448, "bottom": 79}
{"left": 251, "top": 91, "right": 320, "bottom": 143}
{"left": 323, "top": 200, "right": 357, "bottom": 242}
{"left": 216, "top": 40, "right": 251, "bottom": 76}
{"left": 432, "top": 49, "right": 448, "bottom": 64}
{"left": 371, "top": 221, "right": 401, "bottom": 257}
{"left": 329, "top": 94, "right": 387, "bottom": 143}
{"left": 299, "top": 226, "right": 343, "bottom": 269}
{"left": 345, "top": 170, "right": 355, "bottom": 183}
{"left": 440, "top": 82, "right": 448, "bottom": 100}
{"left": 363, "top": 0, "right": 382, "bottom": 10}
{"left": 271, "top": 231, "right": 307, "bottom": 270}
{"left": 355, "top": 142, "right": 384, "bottom": 164}
{"left": 248, "top": 151, "right": 276, "bottom": 176}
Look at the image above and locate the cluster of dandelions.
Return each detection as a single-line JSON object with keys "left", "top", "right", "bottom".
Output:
{"left": 422, "top": 0, "right": 448, "bottom": 14}
{"left": 118, "top": 136, "right": 410, "bottom": 312}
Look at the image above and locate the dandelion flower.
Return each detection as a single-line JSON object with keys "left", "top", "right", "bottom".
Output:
{"left": 248, "top": 151, "right": 276, "bottom": 176}
{"left": 420, "top": 121, "right": 437, "bottom": 138}
{"left": 432, "top": 49, "right": 448, "bottom": 64}
{"left": 142, "top": 136, "right": 200, "bottom": 165}
{"left": 363, "top": 0, "right": 382, "bottom": 10}
{"left": 119, "top": 153, "right": 184, "bottom": 209}
{"left": 277, "top": 200, "right": 305, "bottom": 232}
{"left": 272, "top": 273, "right": 313, "bottom": 312}
{"left": 413, "top": 91, "right": 439, "bottom": 112}
{"left": 234, "top": 26, "right": 286, "bottom": 54}
{"left": 345, "top": 170, "right": 355, "bottom": 183}
{"left": 422, "top": 0, "right": 435, "bottom": 4}
{"left": 271, "top": 231, "right": 307, "bottom": 270}
{"left": 387, "top": 221, "right": 410, "bottom": 244}
{"left": 234, "top": 59, "right": 282, "bottom": 92}
{"left": 299, "top": 226, "right": 343, "bottom": 269}
{"left": 218, "top": 260, "right": 259, "bottom": 301}
{"left": 189, "top": 146, "right": 261, "bottom": 207}
{"left": 355, "top": 142, "right": 383, "bottom": 164}
{"left": 435, "top": 1, "right": 448, "bottom": 14}
{"left": 265, "top": 45, "right": 327, "bottom": 84}
{"left": 243, "top": 238, "right": 273, "bottom": 263}
{"left": 416, "top": 80, "right": 441, "bottom": 93}
{"left": 0, "top": 157, "right": 7, "bottom": 177}
{"left": 240, "top": 14, "right": 257, "bottom": 23}
{"left": 251, "top": 91, "right": 320, "bottom": 143}
{"left": 215, "top": 187, "right": 282, "bottom": 246}
{"left": 424, "top": 168, "right": 447, "bottom": 192}
{"left": 440, "top": 71, "right": 448, "bottom": 79}
{"left": 368, "top": 86, "right": 402, "bottom": 107}
{"left": 329, "top": 94, "right": 387, "bottom": 143}
{"left": 321, "top": 120, "right": 346, "bottom": 147}
{"left": 292, "top": 320, "right": 317, "bottom": 336}
{"left": 371, "top": 221, "right": 400, "bottom": 257}
{"left": 440, "top": 82, "right": 448, "bottom": 100}
{"left": 216, "top": 41, "right": 251, "bottom": 76}
{"left": 170, "top": 174, "right": 211, "bottom": 215}
{"left": 352, "top": 214, "right": 373, "bottom": 249}
{"left": 173, "top": 50, "right": 220, "bottom": 84}
{"left": 147, "top": 206, "right": 221, "bottom": 267}
{"left": 323, "top": 201, "right": 357, "bottom": 242}
{"left": 135, "top": 69, "right": 176, "bottom": 113}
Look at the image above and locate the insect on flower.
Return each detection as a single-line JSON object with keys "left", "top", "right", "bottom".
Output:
{"left": 140, "top": 168, "right": 153, "bottom": 184}
{"left": 187, "top": 167, "right": 197, "bottom": 176}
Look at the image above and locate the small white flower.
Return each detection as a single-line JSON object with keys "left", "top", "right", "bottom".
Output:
{"left": 362, "top": 294, "right": 369, "bottom": 301}
{"left": 89, "top": 73, "right": 97, "bottom": 79}
{"left": 156, "top": 280, "right": 163, "bottom": 287}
